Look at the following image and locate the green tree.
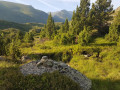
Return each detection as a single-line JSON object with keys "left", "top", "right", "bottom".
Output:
{"left": 70, "top": 8, "right": 81, "bottom": 35}
{"left": 0, "top": 35, "right": 6, "bottom": 55}
{"left": 70, "top": 0, "right": 90, "bottom": 35}
{"left": 89, "top": 0, "right": 113, "bottom": 33}
{"left": 60, "top": 34, "right": 68, "bottom": 45}
{"left": 78, "top": 26, "right": 91, "bottom": 46}
{"left": 59, "top": 18, "right": 69, "bottom": 33}
{"left": 24, "top": 32, "right": 34, "bottom": 43}
{"left": 64, "top": 18, "right": 69, "bottom": 33}
{"left": 15, "top": 31, "right": 24, "bottom": 46}
{"left": 24, "top": 32, "right": 29, "bottom": 43}
{"left": 105, "top": 23, "right": 119, "bottom": 42}
{"left": 106, "top": 10, "right": 120, "bottom": 42}
{"left": 16, "top": 31, "right": 24, "bottom": 40}
{"left": 9, "top": 40, "right": 21, "bottom": 60}
{"left": 45, "top": 13, "right": 55, "bottom": 39}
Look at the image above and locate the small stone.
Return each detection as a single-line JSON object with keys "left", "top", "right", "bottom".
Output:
{"left": 36, "top": 56, "right": 49, "bottom": 67}
{"left": 42, "top": 56, "right": 48, "bottom": 60}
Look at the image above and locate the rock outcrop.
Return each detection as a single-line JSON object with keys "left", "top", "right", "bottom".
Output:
{"left": 20, "top": 56, "right": 92, "bottom": 90}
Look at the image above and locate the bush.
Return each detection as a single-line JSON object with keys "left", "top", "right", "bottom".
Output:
{"left": 78, "top": 26, "right": 91, "bottom": 46}
{"left": 105, "top": 23, "right": 119, "bottom": 42}
{"left": 8, "top": 40, "right": 21, "bottom": 60}
{"left": 62, "top": 52, "right": 71, "bottom": 63}
{"left": 54, "top": 33, "right": 76, "bottom": 45}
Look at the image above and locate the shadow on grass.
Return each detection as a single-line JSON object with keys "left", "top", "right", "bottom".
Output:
{"left": 90, "top": 42, "right": 117, "bottom": 46}
{"left": 28, "top": 51, "right": 72, "bottom": 63}
{"left": 91, "top": 79, "right": 120, "bottom": 90}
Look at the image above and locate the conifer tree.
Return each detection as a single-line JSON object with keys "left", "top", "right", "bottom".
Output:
{"left": 45, "top": 13, "right": 55, "bottom": 39}
{"left": 89, "top": 0, "right": 113, "bottom": 33}
{"left": 70, "top": 0, "right": 90, "bottom": 35}
{"left": 0, "top": 35, "right": 6, "bottom": 55}
{"left": 24, "top": 32, "right": 29, "bottom": 43}
{"left": 60, "top": 18, "right": 69, "bottom": 33}
{"left": 9, "top": 40, "right": 21, "bottom": 60}
{"left": 106, "top": 23, "right": 119, "bottom": 42}
{"left": 106, "top": 11, "right": 120, "bottom": 42}
{"left": 64, "top": 18, "right": 69, "bottom": 33}
{"left": 79, "top": 0, "right": 90, "bottom": 17}
{"left": 79, "top": 0, "right": 90, "bottom": 27}
{"left": 78, "top": 26, "right": 91, "bottom": 46}
{"left": 70, "top": 8, "right": 81, "bottom": 35}
{"left": 24, "top": 32, "right": 34, "bottom": 43}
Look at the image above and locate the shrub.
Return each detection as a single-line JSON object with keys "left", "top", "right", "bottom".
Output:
{"left": 105, "top": 23, "right": 119, "bottom": 42}
{"left": 62, "top": 51, "right": 72, "bottom": 63}
{"left": 78, "top": 26, "right": 91, "bottom": 46}
{"left": 8, "top": 40, "right": 21, "bottom": 60}
{"left": 54, "top": 33, "right": 76, "bottom": 45}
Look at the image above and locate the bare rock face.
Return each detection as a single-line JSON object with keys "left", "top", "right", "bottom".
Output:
{"left": 20, "top": 56, "right": 92, "bottom": 90}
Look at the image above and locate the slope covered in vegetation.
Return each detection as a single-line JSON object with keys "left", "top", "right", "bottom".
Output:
{"left": 0, "top": 1, "right": 48, "bottom": 23}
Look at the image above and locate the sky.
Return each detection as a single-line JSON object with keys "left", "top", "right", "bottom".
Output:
{"left": 1, "top": 0, "right": 120, "bottom": 12}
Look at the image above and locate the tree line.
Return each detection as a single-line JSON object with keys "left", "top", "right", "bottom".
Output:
{"left": 40, "top": 0, "right": 120, "bottom": 45}
{"left": 0, "top": 28, "right": 34, "bottom": 60}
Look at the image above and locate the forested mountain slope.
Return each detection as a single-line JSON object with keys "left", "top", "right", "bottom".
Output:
{"left": 0, "top": 1, "right": 73, "bottom": 23}
{"left": 0, "top": 1, "right": 48, "bottom": 23}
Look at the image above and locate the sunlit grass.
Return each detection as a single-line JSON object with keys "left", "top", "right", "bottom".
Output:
{"left": 18, "top": 37, "right": 120, "bottom": 90}
{"left": 0, "top": 61, "right": 18, "bottom": 68}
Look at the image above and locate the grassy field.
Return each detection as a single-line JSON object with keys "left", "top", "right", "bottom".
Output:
{"left": 0, "top": 37, "right": 120, "bottom": 90}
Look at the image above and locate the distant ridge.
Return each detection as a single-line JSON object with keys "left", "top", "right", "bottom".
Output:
{"left": 0, "top": 1, "right": 48, "bottom": 23}
{"left": 0, "top": 1, "right": 73, "bottom": 23}
{"left": 51, "top": 10, "right": 73, "bottom": 22}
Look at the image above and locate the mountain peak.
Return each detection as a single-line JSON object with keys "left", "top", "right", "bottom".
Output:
{"left": 51, "top": 10, "right": 73, "bottom": 22}
{"left": 61, "top": 9, "right": 67, "bottom": 12}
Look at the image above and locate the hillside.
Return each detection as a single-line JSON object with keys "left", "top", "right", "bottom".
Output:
{"left": 51, "top": 10, "right": 73, "bottom": 22}
{"left": 0, "top": 1, "right": 73, "bottom": 23}
{"left": 0, "top": 1, "right": 48, "bottom": 23}
{"left": 0, "top": 20, "right": 32, "bottom": 31}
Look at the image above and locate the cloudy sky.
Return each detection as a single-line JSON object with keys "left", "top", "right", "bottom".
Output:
{"left": 1, "top": 0, "right": 120, "bottom": 12}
